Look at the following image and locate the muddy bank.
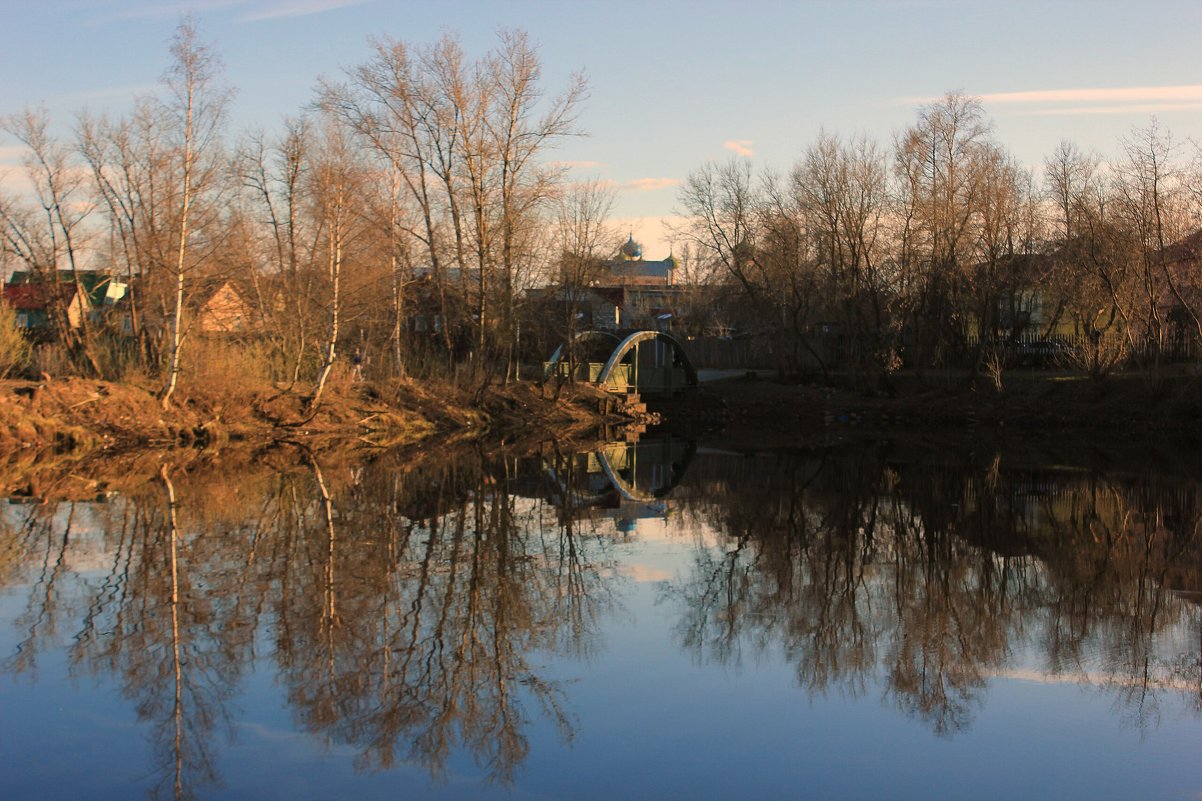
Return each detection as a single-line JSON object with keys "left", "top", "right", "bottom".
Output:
{"left": 0, "top": 375, "right": 630, "bottom": 462}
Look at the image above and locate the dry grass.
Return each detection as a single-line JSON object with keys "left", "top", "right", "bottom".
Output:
{"left": 0, "top": 301, "right": 30, "bottom": 379}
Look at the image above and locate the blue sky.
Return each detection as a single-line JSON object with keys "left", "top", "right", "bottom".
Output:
{"left": 3, "top": 0, "right": 1202, "bottom": 256}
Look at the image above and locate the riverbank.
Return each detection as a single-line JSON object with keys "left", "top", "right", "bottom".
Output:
{"left": 656, "top": 367, "right": 1202, "bottom": 448}
{"left": 0, "top": 374, "right": 629, "bottom": 464}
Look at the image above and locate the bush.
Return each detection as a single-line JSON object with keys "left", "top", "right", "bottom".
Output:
{"left": 183, "top": 336, "right": 282, "bottom": 398}
{"left": 0, "top": 301, "right": 31, "bottom": 378}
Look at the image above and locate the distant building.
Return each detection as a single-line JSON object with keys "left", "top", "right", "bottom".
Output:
{"left": 0, "top": 269, "right": 125, "bottom": 336}
{"left": 604, "top": 235, "right": 677, "bottom": 287}
{"left": 1, "top": 281, "right": 90, "bottom": 334}
{"left": 535, "top": 235, "right": 684, "bottom": 332}
{"left": 114, "top": 277, "right": 257, "bottom": 338}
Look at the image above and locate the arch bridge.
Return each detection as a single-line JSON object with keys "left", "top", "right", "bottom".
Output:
{"left": 543, "top": 330, "right": 699, "bottom": 395}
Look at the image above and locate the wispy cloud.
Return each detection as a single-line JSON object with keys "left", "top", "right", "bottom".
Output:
{"left": 981, "top": 85, "right": 1202, "bottom": 105}
{"left": 238, "top": 0, "right": 373, "bottom": 22}
{"left": 1009, "top": 102, "right": 1202, "bottom": 117}
{"left": 0, "top": 165, "right": 35, "bottom": 194}
{"left": 108, "top": 0, "right": 370, "bottom": 22}
{"left": 620, "top": 177, "right": 680, "bottom": 193}
{"left": 723, "top": 139, "right": 754, "bottom": 157}
{"left": 905, "top": 85, "right": 1202, "bottom": 117}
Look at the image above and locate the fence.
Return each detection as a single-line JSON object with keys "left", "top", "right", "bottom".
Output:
{"left": 685, "top": 336, "right": 781, "bottom": 369}
{"left": 684, "top": 330, "right": 1202, "bottom": 373}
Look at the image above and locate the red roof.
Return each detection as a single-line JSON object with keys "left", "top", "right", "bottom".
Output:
{"left": 2, "top": 283, "right": 50, "bottom": 310}
{"left": 2, "top": 283, "right": 79, "bottom": 311}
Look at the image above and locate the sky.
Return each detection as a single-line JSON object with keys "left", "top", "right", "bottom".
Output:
{"left": 3, "top": 0, "right": 1202, "bottom": 258}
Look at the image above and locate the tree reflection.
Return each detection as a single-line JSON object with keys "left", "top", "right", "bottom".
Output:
{"left": 0, "top": 445, "right": 612, "bottom": 796}
{"left": 266, "top": 449, "right": 611, "bottom": 784}
{"left": 668, "top": 445, "right": 1202, "bottom": 736}
{"left": 4, "top": 438, "right": 1202, "bottom": 795}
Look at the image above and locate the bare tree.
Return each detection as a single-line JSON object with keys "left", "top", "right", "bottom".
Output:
{"left": 0, "top": 108, "right": 102, "bottom": 374}
{"left": 236, "top": 116, "right": 321, "bottom": 386}
{"left": 308, "top": 116, "right": 361, "bottom": 411}
{"left": 551, "top": 176, "right": 616, "bottom": 377}
{"left": 787, "top": 131, "right": 894, "bottom": 386}
{"left": 1114, "top": 121, "right": 1197, "bottom": 365}
{"left": 675, "top": 158, "right": 765, "bottom": 301}
{"left": 159, "top": 19, "right": 231, "bottom": 408}
{"left": 1044, "top": 141, "right": 1130, "bottom": 376}
{"left": 894, "top": 92, "right": 994, "bottom": 369}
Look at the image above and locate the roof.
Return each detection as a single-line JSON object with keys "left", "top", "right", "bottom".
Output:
{"left": 601, "top": 258, "right": 674, "bottom": 282}
{"left": 2, "top": 282, "right": 82, "bottom": 311}
{"left": 8, "top": 270, "right": 123, "bottom": 307}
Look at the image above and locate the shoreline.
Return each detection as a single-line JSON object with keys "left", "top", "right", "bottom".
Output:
{"left": 661, "top": 369, "right": 1202, "bottom": 440}
{"left": 0, "top": 375, "right": 635, "bottom": 496}
{"left": 6, "top": 368, "right": 1202, "bottom": 501}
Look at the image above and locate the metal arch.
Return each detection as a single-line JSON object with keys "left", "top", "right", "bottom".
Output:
{"left": 596, "top": 331, "right": 699, "bottom": 388}
{"left": 543, "top": 330, "right": 623, "bottom": 380}
{"left": 542, "top": 466, "right": 615, "bottom": 507}
{"left": 596, "top": 449, "right": 654, "bottom": 502}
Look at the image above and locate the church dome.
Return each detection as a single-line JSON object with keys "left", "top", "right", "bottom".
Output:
{"left": 619, "top": 234, "right": 642, "bottom": 260}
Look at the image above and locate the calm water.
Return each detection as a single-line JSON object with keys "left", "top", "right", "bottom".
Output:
{"left": 3, "top": 437, "right": 1202, "bottom": 800}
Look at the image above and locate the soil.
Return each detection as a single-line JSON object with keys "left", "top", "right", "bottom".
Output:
{"left": 0, "top": 374, "right": 635, "bottom": 497}
{"left": 7, "top": 366, "right": 1202, "bottom": 502}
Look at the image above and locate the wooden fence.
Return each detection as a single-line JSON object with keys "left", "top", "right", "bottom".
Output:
{"left": 683, "top": 331, "right": 1202, "bottom": 372}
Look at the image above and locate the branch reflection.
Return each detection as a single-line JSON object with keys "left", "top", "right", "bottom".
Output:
{"left": 0, "top": 446, "right": 615, "bottom": 796}
{"left": 668, "top": 445, "right": 1202, "bottom": 736}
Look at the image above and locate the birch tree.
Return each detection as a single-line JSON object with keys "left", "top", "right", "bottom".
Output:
{"left": 160, "top": 20, "right": 230, "bottom": 408}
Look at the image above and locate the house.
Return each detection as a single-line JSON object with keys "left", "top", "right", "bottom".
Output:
{"left": 1, "top": 281, "right": 91, "bottom": 336}
{"left": 2, "top": 269, "right": 127, "bottom": 336}
{"left": 1158, "top": 229, "right": 1202, "bottom": 337}
{"left": 193, "top": 280, "right": 256, "bottom": 334}
{"left": 603, "top": 235, "right": 678, "bottom": 287}
{"left": 115, "top": 277, "right": 258, "bottom": 339}
{"left": 536, "top": 236, "right": 686, "bottom": 332}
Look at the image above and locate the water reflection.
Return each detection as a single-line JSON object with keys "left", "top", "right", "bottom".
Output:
{"left": 667, "top": 446, "right": 1202, "bottom": 735}
{"left": 2, "top": 438, "right": 1202, "bottom": 797}
{"left": 2, "top": 448, "right": 618, "bottom": 797}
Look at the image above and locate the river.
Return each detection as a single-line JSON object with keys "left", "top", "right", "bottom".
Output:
{"left": 2, "top": 436, "right": 1201, "bottom": 799}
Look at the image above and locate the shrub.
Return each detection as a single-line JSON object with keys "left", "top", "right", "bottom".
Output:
{"left": 0, "top": 301, "right": 31, "bottom": 378}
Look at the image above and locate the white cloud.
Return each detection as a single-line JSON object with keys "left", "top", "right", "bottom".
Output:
{"left": 239, "top": 0, "right": 373, "bottom": 21}
{"left": 108, "top": 0, "right": 369, "bottom": 22}
{"left": 619, "top": 177, "right": 680, "bottom": 193}
{"left": 980, "top": 85, "right": 1202, "bottom": 105}
{"left": 723, "top": 139, "right": 754, "bottom": 157}
{"left": 1008, "top": 102, "right": 1202, "bottom": 117}
{"left": 904, "top": 85, "right": 1202, "bottom": 117}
